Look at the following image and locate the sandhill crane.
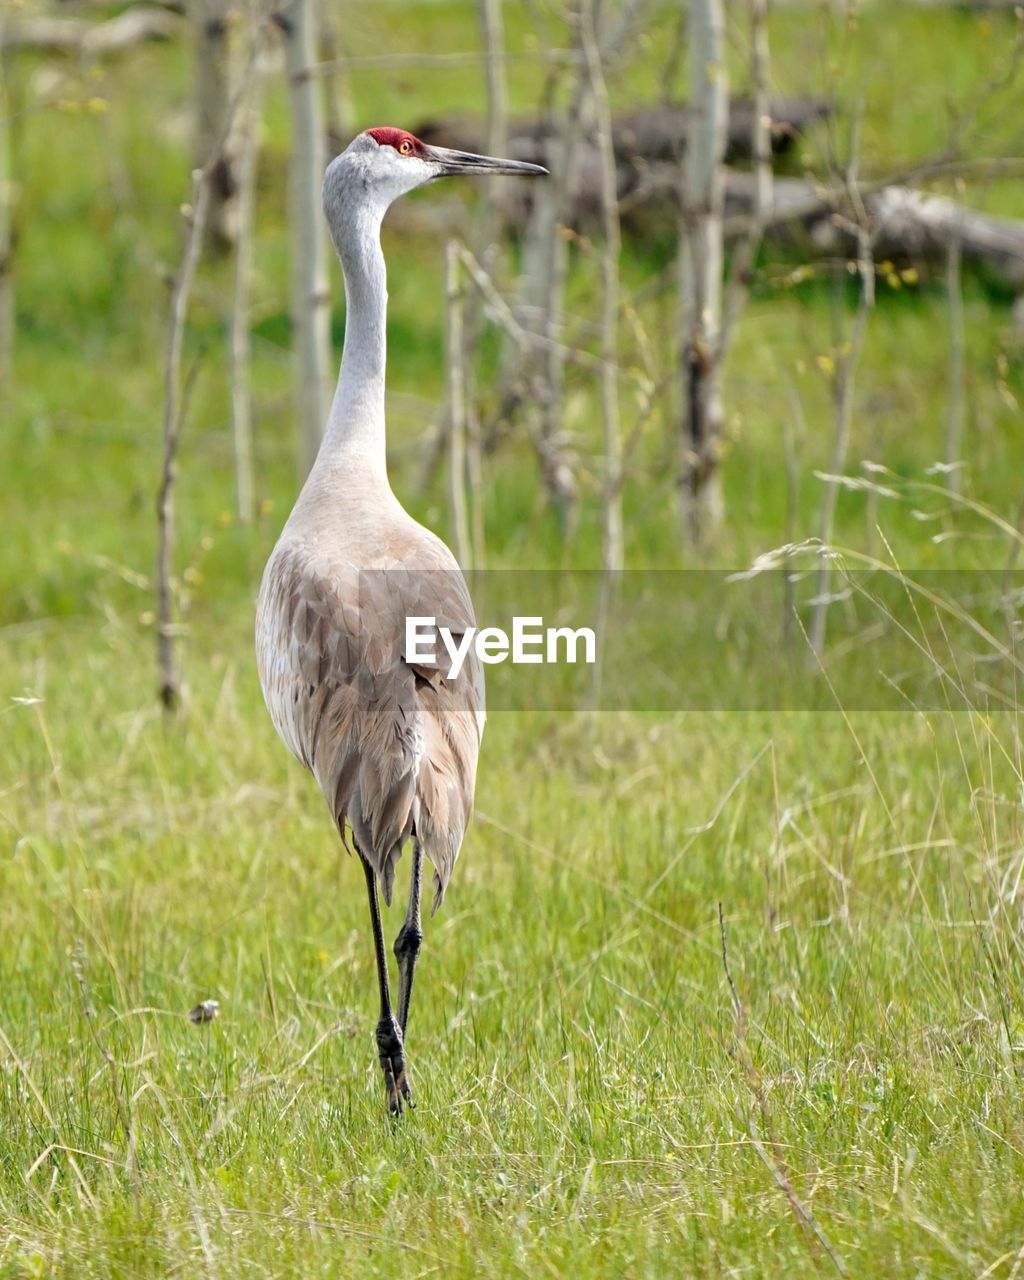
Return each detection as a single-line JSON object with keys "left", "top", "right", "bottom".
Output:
{"left": 256, "top": 128, "right": 546, "bottom": 1114}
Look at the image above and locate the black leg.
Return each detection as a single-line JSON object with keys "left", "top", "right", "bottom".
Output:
{"left": 394, "top": 842, "right": 424, "bottom": 1039}
{"left": 359, "top": 849, "right": 410, "bottom": 1115}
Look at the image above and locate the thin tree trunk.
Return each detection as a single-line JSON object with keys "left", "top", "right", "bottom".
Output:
{"left": 720, "top": 0, "right": 773, "bottom": 358}
{"left": 810, "top": 224, "right": 874, "bottom": 655}
{"left": 229, "top": 12, "right": 265, "bottom": 524}
{"left": 520, "top": 117, "right": 580, "bottom": 529}
{"left": 781, "top": 385, "right": 803, "bottom": 647}
{"left": 492, "top": 3, "right": 641, "bottom": 532}
{"left": 191, "top": 0, "right": 238, "bottom": 253}
{"left": 678, "top": 0, "right": 728, "bottom": 547}
{"left": 445, "top": 240, "right": 472, "bottom": 569}
{"left": 480, "top": 0, "right": 508, "bottom": 186}
{"left": 581, "top": 0, "right": 623, "bottom": 576}
{"left": 417, "top": 3, "right": 505, "bottom": 506}
{"left": 157, "top": 170, "right": 212, "bottom": 709}
{"left": 581, "top": 0, "right": 624, "bottom": 710}
{"left": 517, "top": 55, "right": 588, "bottom": 531}
{"left": 281, "top": 0, "right": 332, "bottom": 477}
{"left": 466, "top": 0, "right": 508, "bottom": 567}
{"left": 945, "top": 222, "right": 965, "bottom": 494}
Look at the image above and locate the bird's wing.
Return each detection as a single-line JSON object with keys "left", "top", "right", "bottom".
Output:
{"left": 256, "top": 537, "right": 483, "bottom": 910}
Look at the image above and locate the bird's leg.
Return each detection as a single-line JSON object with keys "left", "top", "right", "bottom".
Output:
{"left": 394, "top": 841, "right": 424, "bottom": 1039}
{"left": 359, "top": 850, "right": 411, "bottom": 1115}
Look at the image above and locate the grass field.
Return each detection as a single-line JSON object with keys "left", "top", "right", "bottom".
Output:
{"left": 2, "top": 2, "right": 1024, "bottom": 1276}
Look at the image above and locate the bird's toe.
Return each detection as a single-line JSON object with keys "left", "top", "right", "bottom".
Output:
{"left": 382, "top": 1060, "right": 402, "bottom": 1115}
{"left": 395, "top": 1063, "right": 414, "bottom": 1109}
{"left": 377, "top": 1016, "right": 411, "bottom": 1116}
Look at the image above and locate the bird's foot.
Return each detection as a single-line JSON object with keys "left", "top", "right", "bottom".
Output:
{"left": 376, "top": 1015, "right": 413, "bottom": 1115}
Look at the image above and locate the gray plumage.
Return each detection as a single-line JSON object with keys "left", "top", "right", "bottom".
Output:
{"left": 254, "top": 127, "right": 545, "bottom": 1113}
{"left": 256, "top": 536, "right": 482, "bottom": 911}
{"left": 255, "top": 133, "right": 496, "bottom": 910}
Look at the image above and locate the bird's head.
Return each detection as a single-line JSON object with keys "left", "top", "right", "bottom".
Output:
{"left": 323, "top": 127, "right": 547, "bottom": 231}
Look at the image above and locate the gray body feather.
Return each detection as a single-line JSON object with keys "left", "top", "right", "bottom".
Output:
{"left": 256, "top": 134, "right": 484, "bottom": 912}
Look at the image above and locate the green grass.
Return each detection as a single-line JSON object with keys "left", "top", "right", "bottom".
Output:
{"left": 3, "top": 2, "right": 1024, "bottom": 1276}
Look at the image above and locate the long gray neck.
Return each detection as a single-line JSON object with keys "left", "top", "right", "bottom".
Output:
{"left": 318, "top": 200, "right": 390, "bottom": 484}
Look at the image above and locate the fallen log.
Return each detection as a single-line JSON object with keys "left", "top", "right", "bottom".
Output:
{"left": 413, "top": 97, "right": 833, "bottom": 168}
{"left": 726, "top": 174, "right": 1024, "bottom": 289}
{"left": 866, "top": 185, "right": 1024, "bottom": 288}
{"left": 413, "top": 103, "right": 1024, "bottom": 286}
{"left": 2, "top": 6, "right": 179, "bottom": 54}
{"left": 429, "top": 151, "right": 1024, "bottom": 289}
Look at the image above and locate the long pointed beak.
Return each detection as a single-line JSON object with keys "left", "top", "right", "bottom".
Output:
{"left": 425, "top": 145, "right": 548, "bottom": 178}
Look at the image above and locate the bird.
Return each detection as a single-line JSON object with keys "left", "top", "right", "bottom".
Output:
{"left": 255, "top": 128, "right": 546, "bottom": 1114}
{"left": 187, "top": 999, "right": 219, "bottom": 1025}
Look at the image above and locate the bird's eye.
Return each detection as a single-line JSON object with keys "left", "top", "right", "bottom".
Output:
{"left": 398, "top": 139, "right": 414, "bottom": 156}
